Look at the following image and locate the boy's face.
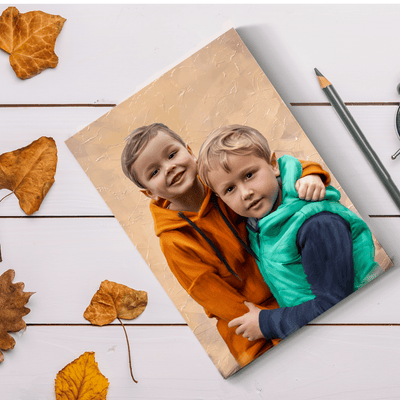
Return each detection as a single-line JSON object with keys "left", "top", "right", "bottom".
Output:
{"left": 208, "top": 153, "right": 281, "bottom": 219}
{"left": 133, "top": 131, "right": 198, "bottom": 201}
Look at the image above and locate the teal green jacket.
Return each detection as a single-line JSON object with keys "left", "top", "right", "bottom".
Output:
{"left": 247, "top": 155, "right": 378, "bottom": 308}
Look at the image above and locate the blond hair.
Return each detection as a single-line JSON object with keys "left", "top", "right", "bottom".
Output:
{"left": 121, "top": 123, "right": 186, "bottom": 188}
{"left": 198, "top": 125, "right": 272, "bottom": 190}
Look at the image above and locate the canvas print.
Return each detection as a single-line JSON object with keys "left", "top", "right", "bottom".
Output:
{"left": 66, "top": 28, "right": 393, "bottom": 378}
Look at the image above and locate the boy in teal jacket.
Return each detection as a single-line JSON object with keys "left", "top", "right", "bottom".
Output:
{"left": 198, "top": 124, "right": 379, "bottom": 341}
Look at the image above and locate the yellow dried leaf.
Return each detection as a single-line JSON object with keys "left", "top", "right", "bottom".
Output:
{"left": 84, "top": 280, "right": 148, "bottom": 326}
{"left": 55, "top": 352, "right": 109, "bottom": 400}
{"left": 0, "top": 6, "right": 66, "bottom": 79}
{"left": 0, "top": 269, "right": 34, "bottom": 363}
{"left": 0, "top": 136, "right": 58, "bottom": 215}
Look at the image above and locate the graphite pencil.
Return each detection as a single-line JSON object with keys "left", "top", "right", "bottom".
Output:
{"left": 315, "top": 68, "right": 400, "bottom": 211}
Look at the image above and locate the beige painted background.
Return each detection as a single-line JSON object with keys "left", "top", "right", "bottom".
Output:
{"left": 66, "top": 28, "right": 392, "bottom": 378}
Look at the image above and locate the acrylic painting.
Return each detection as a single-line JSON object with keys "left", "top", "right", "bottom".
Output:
{"left": 66, "top": 28, "right": 393, "bottom": 378}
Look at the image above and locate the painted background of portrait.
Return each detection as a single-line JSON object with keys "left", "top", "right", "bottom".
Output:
{"left": 66, "top": 28, "right": 392, "bottom": 378}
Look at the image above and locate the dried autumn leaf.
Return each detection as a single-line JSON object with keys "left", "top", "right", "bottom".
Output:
{"left": 0, "top": 6, "right": 66, "bottom": 79}
{"left": 55, "top": 351, "right": 109, "bottom": 400}
{"left": 0, "top": 269, "right": 34, "bottom": 362}
{"left": 84, "top": 280, "right": 148, "bottom": 326}
{"left": 0, "top": 136, "right": 58, "bottom": 215}
{"left": 84, "top": 280, "right": 148, "bottom": 383}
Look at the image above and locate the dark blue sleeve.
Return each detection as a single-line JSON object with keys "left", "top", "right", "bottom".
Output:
{"left": 259, "top": 211, "right": 355, "bottom": 340}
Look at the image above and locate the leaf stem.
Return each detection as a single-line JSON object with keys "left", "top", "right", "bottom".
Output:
{"left": 0, "top": 191, "right": 13, "bottom": 204}
{"left": 117, "top": 317, "right": 138, "bottom": 383}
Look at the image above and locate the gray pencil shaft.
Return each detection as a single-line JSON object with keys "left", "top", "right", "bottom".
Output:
{"left": 323, "top": 84, "right": 400, "bottom": 210}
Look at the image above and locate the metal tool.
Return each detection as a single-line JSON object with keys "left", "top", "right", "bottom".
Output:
{"left": 391, "top": 83, "right": 400, "bottom": 159}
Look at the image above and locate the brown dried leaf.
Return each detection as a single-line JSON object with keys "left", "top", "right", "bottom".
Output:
{"left": 0, "top": 269, "right": 34, "bottom": 362}
{"left": 0, "top": 6, "right": 66, "bottom": 79}
{"left": 0, "top": 136, "right": 58, "bottom": 215}
{"left": 84, "top": 281, "right": 147, "bottom": 383}
{"left": 84, "top": 280, "right": 148, "bottom": 326}
{"left": 55, "top": 352, "right": 109, "bottom": 400}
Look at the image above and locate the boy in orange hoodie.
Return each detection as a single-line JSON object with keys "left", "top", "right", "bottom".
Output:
{"left": 121, "top": 123, "right": 330, "bottom": 367}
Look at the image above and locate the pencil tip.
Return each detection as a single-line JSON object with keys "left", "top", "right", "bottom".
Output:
{"left": 315, "top": 68, "right": 331, "bottom": 88}
{"left": 314, "top": 68, "right": 323, "bottom": 77}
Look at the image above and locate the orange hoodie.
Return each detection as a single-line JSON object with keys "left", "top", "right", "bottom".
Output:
{"left": 150, "top": 161, "right": 330, "bottom": 367}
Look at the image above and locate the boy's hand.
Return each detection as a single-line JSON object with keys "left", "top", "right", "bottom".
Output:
{"left": 228, "top": 301, "right": 264, "bottom": 341}
{"left": 295, "top": 174, "right": 326, "bottom": 201}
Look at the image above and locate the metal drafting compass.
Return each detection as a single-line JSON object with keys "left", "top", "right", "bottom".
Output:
{"left": 391, "top": 83, "right": 400, "bottom": 159}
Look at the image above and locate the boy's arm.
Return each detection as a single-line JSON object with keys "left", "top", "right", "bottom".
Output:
{"left": 163, "top": 240, "right": 276, "bottom": 322}
{"left": 228, "top": 301, "right": 264, "bottom": 341}
{"left": 295, "top": 174, "right": 326, "bottom": 201}
{"left": 260, "top": 212, "right": 354, "bottom": 339}
{"left": 160, "top": 239, "right": 279, "bottom": 365}
{"left": 299, "top": 160, "right": 331, "bottom": 186}
{"left": 232, "top": 212, "right": 355, "bottom": 341}
{"left": 297, "top": 160, "right": 331, "bottom": 201}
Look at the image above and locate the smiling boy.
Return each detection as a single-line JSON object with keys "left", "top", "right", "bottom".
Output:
{"left": 198, "top": 124, "right": 379, "bottom": 342}
{"left": 127, "top": 127, "right": 204, "bottom": 213}
{"left": 121, "top": 123, "right": 331, "bottom": 366}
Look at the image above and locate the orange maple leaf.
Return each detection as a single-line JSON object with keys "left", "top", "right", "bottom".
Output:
{"left": 0, "top": 136, "right": 58, "bottom": 215}
{"left": 0, "top": 6, "right": 66, "bottom": 79}
{"left": 84, "top": 280, "right": 148, "bottom": 383}
{"left": 55, "top": 352, "right": 109, "bottom": 400}
{"left": 0, "top": 269, "right": 34, "bottom": 363}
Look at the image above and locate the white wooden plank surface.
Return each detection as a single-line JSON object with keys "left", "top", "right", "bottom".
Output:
{"left": 2, "top": 325, "right": 400, "bottom": 400}
{"left": 0, "top": 107, "right": 113, "bottom": 216}
{"left": 0, "top": 218, "right": 184, "bottom": 324}
{"left": 0, "top": 5, "right": 400, "bottom": 105}
{"left": 1, "top": 4, "right": 400, "bottom": 399}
